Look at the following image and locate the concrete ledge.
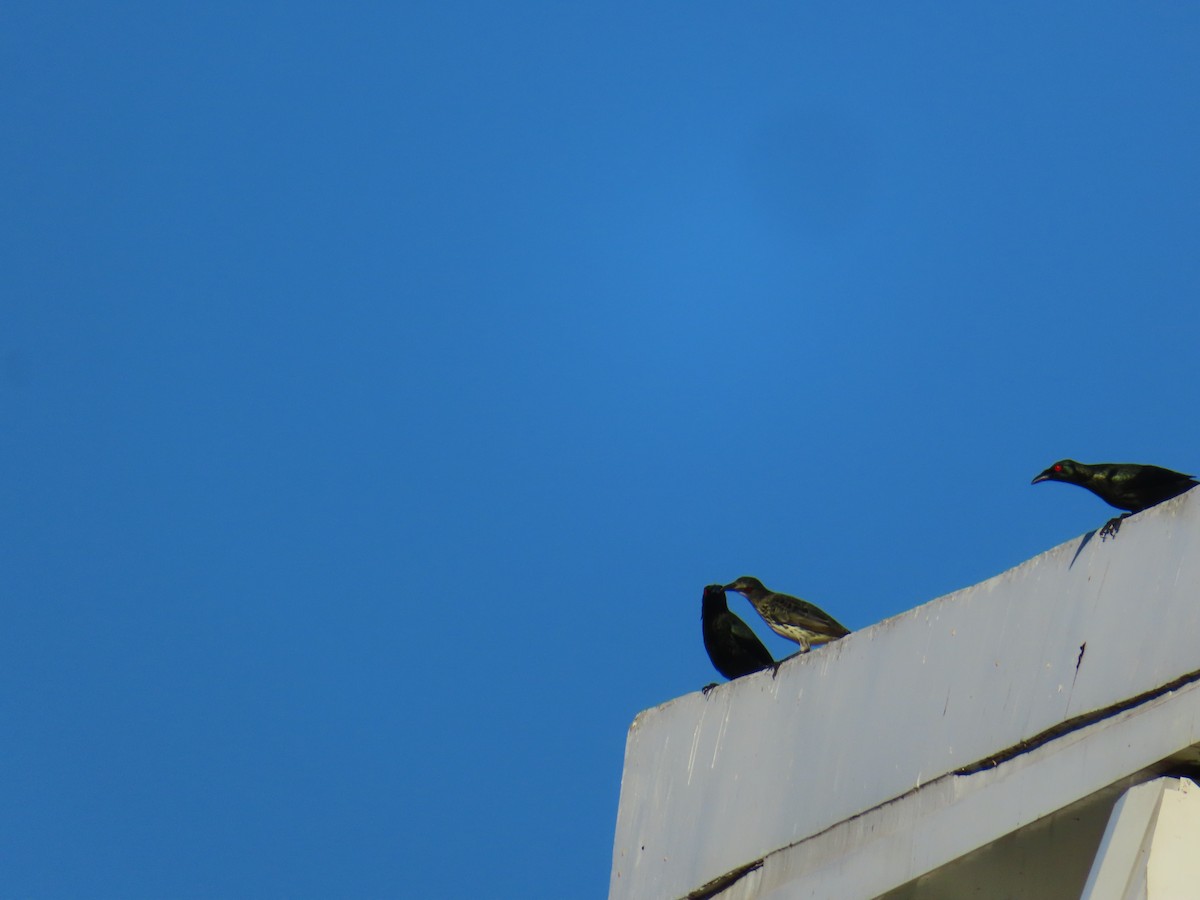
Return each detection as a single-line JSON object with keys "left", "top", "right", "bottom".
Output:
{"left": 609, "top": 492, "right": 1200, "bottom": 900}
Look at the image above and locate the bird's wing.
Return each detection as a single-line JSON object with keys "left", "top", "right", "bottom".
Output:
{"left": 729, "top": 616, "right": 773, "bottom": 662}
{"left": 788, "top": 600, "right": 851, "bottom": 637}
{"left": 1111, "top": 465, "right": 1198, "bottom": 509}
{"left": 1129, "top": 464, "right": 1196, "bottom": 485}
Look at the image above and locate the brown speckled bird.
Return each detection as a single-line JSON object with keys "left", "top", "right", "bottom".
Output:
{"left": 723, "top": 576, "right": 849, "bottom": 652}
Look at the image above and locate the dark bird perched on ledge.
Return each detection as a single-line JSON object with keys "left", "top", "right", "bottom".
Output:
{"left": 701, "top": 584, "right": 774, "bottom": 694}
{"left": 1032, "top": 459, "right": 1199, "bottom": 538}
{"left": 723, "top": 576, "right": 850, "bottom": 652}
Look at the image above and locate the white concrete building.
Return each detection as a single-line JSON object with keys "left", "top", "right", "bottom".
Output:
{"left": 610, "top": 491, "right": 1200, "bottom": 899}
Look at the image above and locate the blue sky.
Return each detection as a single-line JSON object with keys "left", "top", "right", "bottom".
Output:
{"left": 4, "top": 4, "right": 1199, "bottom": 897}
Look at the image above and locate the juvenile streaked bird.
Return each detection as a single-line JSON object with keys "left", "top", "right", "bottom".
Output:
{"left": 1032, "top": 459, "right": 1199, "bottom": 538}
{"left": 701, "top": 584, "right": 774, "bottom": 693}
{"left": 723, "top": 576, "right": 850, "bottom": 652}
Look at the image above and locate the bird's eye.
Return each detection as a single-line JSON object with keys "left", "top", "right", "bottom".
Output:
{"left": 1054, "top": 464, "right": 1063, "bottom": 472}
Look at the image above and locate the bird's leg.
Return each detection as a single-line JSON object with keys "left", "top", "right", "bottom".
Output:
{"left": 1099, "top": 513, "right": 1130, "bottom": 540}
{"left": 702, "top": 682, "right": 719, "bottom": 695}
{"left": 770, "top": 650, "right": 805, "bottom": 678}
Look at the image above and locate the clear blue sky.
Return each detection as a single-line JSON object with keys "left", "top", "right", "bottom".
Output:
{"left": 4, "top": 4, "right": 1199, "bottom": 897}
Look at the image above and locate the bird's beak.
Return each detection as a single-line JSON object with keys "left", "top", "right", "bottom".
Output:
{"left": 1031, "top": 471, "right": 1052, "bottom": 484}
{"left": 722, "top": 583, "right": 737, "bottom": 592}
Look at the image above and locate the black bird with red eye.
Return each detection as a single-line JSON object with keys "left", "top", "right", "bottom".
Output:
{"left": 1032, "top": 459, "right": 1199, "bottom": 538}
{"left": 700, "top": 584, "right": 774, "bottom": 694}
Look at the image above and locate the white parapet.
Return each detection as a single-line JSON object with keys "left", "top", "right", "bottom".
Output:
{"left": 610, "top": 491, "right": 1200, "bottom": 900}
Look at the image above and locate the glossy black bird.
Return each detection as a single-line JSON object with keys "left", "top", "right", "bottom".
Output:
{"left": 700, "top": 584, "right": 774, "bottom": 693}
{"left": 1032, "top": 459, "right": 1199, "bottom": 538}
{"left": 723, "top": 576, "right": 850, "bottom": 652}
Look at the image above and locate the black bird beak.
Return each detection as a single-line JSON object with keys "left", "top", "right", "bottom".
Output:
{"left": 1031, "top": 470, "right": 1053, "bottom": 485}
{"left": 722, "top": 583, "right": 736, "bottom": 592}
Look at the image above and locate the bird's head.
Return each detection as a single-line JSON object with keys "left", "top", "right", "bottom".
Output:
{"left": 701, "top": 584, "right": 728, "bottom": 614}
{"left": 1032, "top": 459, "right": 1082, "bottom": 485}
{"left": 724, "top": 576, "right": 765, "bottom": 596}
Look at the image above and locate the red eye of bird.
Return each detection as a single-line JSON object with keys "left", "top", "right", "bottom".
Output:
{"left": 1054, "top": 464, "right": 1063, "bottom": 472}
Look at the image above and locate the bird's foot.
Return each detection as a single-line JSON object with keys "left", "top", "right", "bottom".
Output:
{"left": 1100, "top": 514, "right": 1129, "bottom": 541}
{"left": 702, "top": 682, "right": 719, "bottom": 695}
{"left": 770, "top": 651, "right": 805, "bottom": 678}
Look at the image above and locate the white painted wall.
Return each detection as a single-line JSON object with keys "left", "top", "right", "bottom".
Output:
{"left": 610, "top": 491, "right": 1200, "bottom": 900}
